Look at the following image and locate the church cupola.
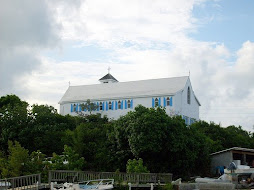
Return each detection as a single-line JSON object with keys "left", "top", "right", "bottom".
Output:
{"left": 99, "top": 68, "right": 118, "bottom": 84}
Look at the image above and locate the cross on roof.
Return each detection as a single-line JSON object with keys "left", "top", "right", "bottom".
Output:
{"left": 108, "top": 67, "right": 111, "bottom": 74}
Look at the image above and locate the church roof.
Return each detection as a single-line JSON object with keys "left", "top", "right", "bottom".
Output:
{"left": 99, "top": 73, "right": 118, "bottom": 82}
{"left": 59, "top": 76, "right": 189, "bottom": 104}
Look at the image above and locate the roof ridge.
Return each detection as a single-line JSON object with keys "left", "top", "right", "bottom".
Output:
{"left": 70, "top": 76, "right": 189, "bottom": 87}
{"left": 59, "top": 76, "right": 191, "bottom": 104}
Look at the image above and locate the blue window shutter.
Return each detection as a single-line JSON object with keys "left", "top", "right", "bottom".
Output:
{"left": 170, "top": 97, "right": 173, "bottom": 106}
{"left": 121, "top": 100, "right": 123, "bottom": 109}
{"left": 79, "top": 104, "right": 82, "bottom": 112}
{"left": 97, "top": 102, "right": 99, "bottom": 111}
{"left": 112, "top": 101, "right": 114, "bottom": 110}
{"left": 76, "top": 104, "right": 78, "bottom": 111}
{"left": 159, "top": 98, "right": 161, "bottom": 106}
{"left": 163, "top": 97, "right": 166, "bottom": 107}
{"left": 115, "top": 101, "right": 118, "bottom": 110}
{"left": 152, "top": 98, "right": 155, "bottom": 107}
{"left": 125, "top": 100, "right": 127, "bottom": 109}
{"left": 130, "top": 99, "right": 133, "bottom": 109}
{"left": 102, "top": 102, "right": 105, "bottom": 110}
{"left": 106, "top": 102, "right": 108, "bottom": 111}
{"left": 70, "top": 104, "right": 73, "bottom": 112}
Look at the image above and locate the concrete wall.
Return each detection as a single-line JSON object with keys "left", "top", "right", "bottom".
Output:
{"left": 211, "top": 151, "right": 233, "bottom": 175}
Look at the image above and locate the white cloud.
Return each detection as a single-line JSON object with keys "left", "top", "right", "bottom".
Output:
{"left": 198, "top": 41, "right": 254, "bottom": 131}
{"left": 2, "top": 0, "right": 254, "bottom": 132}
{"left": 0, "top": 0, "right": 60, "bottom": 98}
{"left": 52, "top": 0, "right": 205, "bottom": 48}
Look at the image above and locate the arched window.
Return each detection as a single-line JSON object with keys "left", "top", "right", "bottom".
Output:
{"left": 118, "top": 101, "right": 121, "bottom": 109}
{"left": 187, "top": 87, "right": 191, "bottom": 104}
{"left": 109, "top": 101, "right": 112, "bottom": 110}
{"left": 127, "top": 100, "right": 131, "bottom": 108}
{"left": 99, "top": 102, "right": 103, "bottom": 110}
{"left": 166, "top": 97, "right": 170, "bottom": 106}
{"left": 155, "top": 98, "right": 159, "bottom": 107}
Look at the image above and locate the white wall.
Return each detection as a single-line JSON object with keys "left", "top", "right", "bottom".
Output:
{"left": 180, "top": 78, "right": 200, "bottom": 123}
{"left": 172, "top": 91, "right": 182, "bottom": 115}
{"left": 59, "top": 78, "right": 200, "bottom": 122}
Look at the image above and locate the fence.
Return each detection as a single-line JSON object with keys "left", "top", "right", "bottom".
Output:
{"left": 0, "top": 174, "right": 41, "bottom": 190}
{"left": 48, "top": 170, "right": 172, "bottom": 184}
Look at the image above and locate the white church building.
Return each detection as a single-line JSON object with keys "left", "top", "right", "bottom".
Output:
{"left": 59, "top": 73, "right": 201, "bottom": 125}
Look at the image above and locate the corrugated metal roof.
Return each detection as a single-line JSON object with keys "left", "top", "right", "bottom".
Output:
{"left": 59, "top": 76, "right": 189, "bottom": 104}
{"left": 211, "top": 147, "right": 254, "bottom": 156}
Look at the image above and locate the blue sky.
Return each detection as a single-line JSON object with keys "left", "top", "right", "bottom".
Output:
{"left": 1, "top": 0, "right": 254, "bottom": 131}
{"left": 191, "top": 0, "right": 254, "bottom": 52}
{"left": 45, "top": 44, "right": 113, "bottom": 62}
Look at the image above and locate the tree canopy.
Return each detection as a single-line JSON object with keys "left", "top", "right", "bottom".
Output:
{"left": 1, "top": 94, "right": 254, "bottom": 179}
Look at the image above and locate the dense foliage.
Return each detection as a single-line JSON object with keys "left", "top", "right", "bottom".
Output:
{"left": 126, "top": 158, "right": 149, "bottom": 173}
{"left": 0, "top": 94, "right": 254, "bottom": 179}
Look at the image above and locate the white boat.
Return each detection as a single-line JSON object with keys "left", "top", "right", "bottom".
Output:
{"left": 53, "top": 179, "right": 114, "bottom": 190}
{"left": 0, "top": 182, "right": 11, "bottom": 190}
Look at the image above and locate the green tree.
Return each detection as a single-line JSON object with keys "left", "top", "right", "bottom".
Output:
{"left": 0, "top": 151, "right": 7, "bottom": 178}
{"left": 0, "top": 94, "right": 27, "bottom": 108}
{"left": 20, "top": 104, "right": 78, "bottom": 155}
{"left": 224, "top": 125, "right": 253, "bottom": 149}
{"left": 126, "top": 158, "right": 149, "bottom": 173}
{"left": 64, "top": 114, "right": 112, "bottom": 171}
{"left": 191, "top": 121, "right": 254, "bottom": 152}
{"left": 26, "top": 150, "right": 46, "bottom": 174}
{"left": 80, "top": 99, "right": 99, "bottom": 115}
{"left": 0, "top": 95, "right": 30, "bottom": 152}
{"left": 50, "top": 145, "right": 85, "bottom": 170}
{"left": 110, "top": 105, "right": 212, "bottom": 178}
{"left": 1, "top": 141, "right": 29, "bottom": 178}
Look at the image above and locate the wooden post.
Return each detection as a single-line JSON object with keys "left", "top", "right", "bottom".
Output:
{"left": 243, "top": 154, "right": 246, "bottom": 165}
{"left": 150, "top": 183, "right": 154, "bottom": 190}
{"left": 11, "top": 178, "right": 14, "bottom": 190}
{"left": 128, "top": 183, "right": 131, "bottom": 190}
{"left": 48, "top": 171, "right": 52, "bottom": 184}
{"left": 38, "top": 173, "right": 41, "bottom": 189}
{"left": 39, "top": 173, "right": 41, "bottom": 185}
{"left": 51, "top": 182, "right": 54, "bottom": 190}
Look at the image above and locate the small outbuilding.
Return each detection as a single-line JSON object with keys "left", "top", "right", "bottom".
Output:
{"left": 210, "top": 147, "right": 254, "bottom": 175}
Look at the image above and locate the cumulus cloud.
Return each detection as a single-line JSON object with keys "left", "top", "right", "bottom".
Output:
{"left": 54, "top": 0, "right": 205, "bottom": 47}
{"left": 1, "top": 0, "right": 254, "bottom": 131}
{"left": 0, "top": 0, "right": 59, "bottom": 97}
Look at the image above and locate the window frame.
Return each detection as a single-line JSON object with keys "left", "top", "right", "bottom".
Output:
{"left": 118, "top": 101, "right": 121, "bottom": 109}
{"left": 187, "top": 87, "right": 191, "bottom": 104}
{"left": 109, "top": 101, "right": 112, "bottom": 110}
{"left": 127, "top": 100, "right": 131, "bottom": 108}
{"left": 99, "top": 102, "right": 103, "bottom": 111}
{"left": 155, "top": 98, "right": 159, "bottom": 107}
{"left": 166, "top": 97, "right": 170, "bottom": 106}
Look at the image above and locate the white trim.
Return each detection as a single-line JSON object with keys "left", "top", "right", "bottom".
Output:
{"left": 211, "top": 147, "right": 254, "bottom": 156}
